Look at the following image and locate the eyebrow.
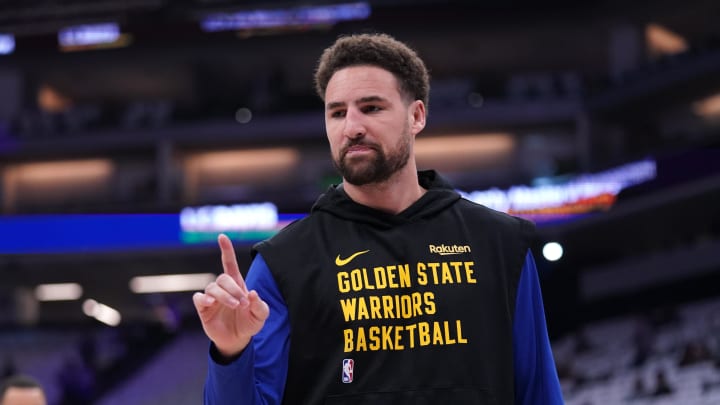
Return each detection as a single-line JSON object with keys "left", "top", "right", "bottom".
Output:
{"left": 326, "top": 95, "right": 389, "bottom": 111}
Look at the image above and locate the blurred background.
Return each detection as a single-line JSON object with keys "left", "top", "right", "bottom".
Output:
{"left": 1, "top": 0, "right": 719, "bottom": 404}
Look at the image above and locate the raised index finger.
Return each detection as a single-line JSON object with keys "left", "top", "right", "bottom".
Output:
{"left": 218, "top": 234, "right": 247, "bottom": 292}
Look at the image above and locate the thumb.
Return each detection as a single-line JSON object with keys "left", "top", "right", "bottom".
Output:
{"left": 248, "top": 290, "right": 270, "bottom": 322}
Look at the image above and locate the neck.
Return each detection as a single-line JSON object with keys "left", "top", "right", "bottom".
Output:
{"left": 342, "top": 164, "right": 426, "bottom": 214}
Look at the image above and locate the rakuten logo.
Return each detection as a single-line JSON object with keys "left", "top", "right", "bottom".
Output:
{"left": 428, "top": 244, "right": 471, "bottom": 255}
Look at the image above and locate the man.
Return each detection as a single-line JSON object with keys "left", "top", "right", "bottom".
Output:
{"left": 0, "top": 375, "right": 47, "bottom": 405}
{"left": 194, "top": 33, "right": 563, "bottom": 404}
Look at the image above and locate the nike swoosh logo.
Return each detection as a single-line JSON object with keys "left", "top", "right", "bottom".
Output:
{"left": 335, "top": 250, "right": 370, "bottom": 266}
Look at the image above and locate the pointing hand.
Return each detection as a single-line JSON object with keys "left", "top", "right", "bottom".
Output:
{"left": 193, "top": 234, "right": 270, "bottom": 357}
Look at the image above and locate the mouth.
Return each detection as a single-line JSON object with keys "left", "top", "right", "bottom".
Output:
{"left": 343, "top": 143, "right": 376, "bottom": 158}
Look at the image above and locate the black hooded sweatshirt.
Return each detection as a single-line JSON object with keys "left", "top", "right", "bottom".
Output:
{"left": 253, "top": 170, "right": 536, "bottom": 405}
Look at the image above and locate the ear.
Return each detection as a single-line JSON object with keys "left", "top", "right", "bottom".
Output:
{"left": 409, "top": 100, "right": 426, "bottom": 136}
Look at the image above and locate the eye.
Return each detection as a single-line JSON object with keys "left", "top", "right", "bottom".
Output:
{"left": 330, "top": 110, "right": 346, "bottom": 118}
{"left": 362, "top": 105, "right": 382, "bottom": 114}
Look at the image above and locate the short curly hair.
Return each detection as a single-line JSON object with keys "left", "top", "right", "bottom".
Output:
{"left": 314, "top": 33, "right": 430, "bottom": 108}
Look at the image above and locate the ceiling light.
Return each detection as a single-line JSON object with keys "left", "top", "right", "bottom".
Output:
{"left": 646, "top": 23, "right": 688, "bottom": 56}
{"left": 415, "top": 133, "right": 515, "bottom": 171}
{"left": 6, "top": 159, "right": 113, "bottom": 184}
{"left": 693, "top": 93, "right": 720, "bottom": 118}
{"left": 83, "top": 299, "right": 121, "bottom": 326}
{"left": 186, "top": 148, "right": 299, "bottom": 174}
{"left": 35, "top": 283, "right": 83, "bottom": 301}
{"left": 129, "top": 273, "right": 216, "bottom": 293}
{"left": 543, "top": 242, "right": 564, "bottom": 262}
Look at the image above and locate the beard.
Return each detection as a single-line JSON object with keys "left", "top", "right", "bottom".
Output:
{"left": 333, "top": 124, "right": 412, "bottom": 186}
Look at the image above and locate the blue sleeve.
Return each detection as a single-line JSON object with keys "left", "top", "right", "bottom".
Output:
{"left": 513, "top": 250, "right": 564, "bottom": 405}
{"left": 204, "top": 253, "right": 290, "bottom": 405}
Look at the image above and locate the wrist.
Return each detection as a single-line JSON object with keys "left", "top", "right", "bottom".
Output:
{"left": 211, "top": 337, "right": 251, "bottom": 365}
{"left": 216, "top": 336, "right": 251, "bottom": 358}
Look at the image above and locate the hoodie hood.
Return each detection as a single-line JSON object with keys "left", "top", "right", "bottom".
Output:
{"left": 310, "top": 170, "right": 461, "bottom": 229}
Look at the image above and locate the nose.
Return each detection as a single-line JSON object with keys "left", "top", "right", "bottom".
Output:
{"left": 342, "top": 108, "right": 366, "bottom": 139}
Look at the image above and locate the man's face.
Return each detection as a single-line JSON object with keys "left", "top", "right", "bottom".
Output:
{"left": 324, "top": 65, "right": 423, "bottom": 186}
{"left": 1, "top": 387, "right": 47, "bottom": 405}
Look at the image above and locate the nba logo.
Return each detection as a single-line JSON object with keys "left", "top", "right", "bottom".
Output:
{"left": 342, "top": 359, "right": 354, "bottom": 383}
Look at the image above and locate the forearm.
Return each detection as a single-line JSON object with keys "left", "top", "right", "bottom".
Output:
{"left": 205, "top": 342, "right": 265, "bottom": 405}
{"left": 203, "top": 254, "right": 290, "bottom": 405}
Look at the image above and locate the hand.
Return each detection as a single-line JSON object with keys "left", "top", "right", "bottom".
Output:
{"left": 193, "top": 234, "right": 270, "bottom": 357}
